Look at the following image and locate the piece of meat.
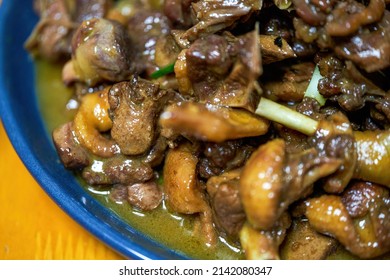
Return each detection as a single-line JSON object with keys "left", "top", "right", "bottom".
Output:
{"left": 262, "top": 62, "right": 314, "bottom": 102}
{"left": 259, "top": 35, "right": 296, "bottom": 64}
{"left": 71, "top": 0, "right": 112, "bottom": 23}
{"left": 198, "top": 139, "right": 257, "bottom": 179}
{"left": 109, "top": 180, "right": 163, "bottom": 211}
{"left": 292, "top": 0, "right": 328, "bottom": 26}
{"left": 81, "top": 155, "right": 154, "bottom": 186}
{"left": 280, "top": 219, "right": 338, "bottom": 260}
{"left": 72, "top": 88, "right": 119, "bottom": 158}
{"left": 176, "top": 30, "right": 262, "bottom": 112}
{"left": 127, "top": 181, "right": 163, "bottom": 211}
{"left": 154, "top": 34, "right": 181, "bottom": 68}
{"left": 163, "top": 0, "right": 194, "bottom": 28}
{"left": 163, "top": 141, "right": 207, "bottom": 214}
{"left": 206, "top": 169, "right": 246, "bottom": 240}
{"left": 108, "top": 77, "right": 175, "bottom": 156}
{"left": 126, "top": 10, "right": 172, "bottom": 75}
{"left": 353, "top": 130, "right": 390, "bottom": 187}
{"left": 25, "top": 0, "right": 74, "bottom": 61}
{"left": 71, "top": 18, "right": 137, "bottom": 86}
{"left": 333, "top": 9, "right": 390, "bottom": 73}
{"left": 52, "top": 122, "right": 90, "bottom": 169}
{"left": 181, "top": 0, "right": 263, "bottom": 41}
{"left": 109, "top": 184, "right": 128, "bottom": 203}
{"left": 325, "top": 0, "right": 385, "bottom": 37}
{"left": 334, "top": 28, "right": 390, "bottom": 73}
{"left": 310, "top": 112, "right": 357, "bottom": 193}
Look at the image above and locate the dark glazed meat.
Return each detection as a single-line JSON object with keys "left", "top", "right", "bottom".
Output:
{"left": 206, "top": 169, "right": 246, "bottom": 240}
{"left": 127, "top": 10, "right": 172, "bottom": 75}
{"left": 82, "top": 156, "right": 154, "bottom": 186}
{"left": 127, "top": 181, "right": 163, "bottom": 211}
{"left": 177, "top": 30, "right": 262, "bottom": 112}
{"left": 334, "top": 13, "right": 390, "bottom": 73}
{"left": 26, "top": 0, "right": 114, "bottom": 61}
{"left": 25, "top": 0, "right": 74, "bottom": 61}
{"left": 163, "top": 0, "right": 194, "bottom": 28}
{"left": 198, "top": 139, "right": 257, "bottom": 179}
{"left": 72, "top": 0, "right": 112, "bottom": 23}
{"left": 325, "top": 0, "right": 385, "bottom": 37}
{"left": 52, "top": 122, "right": 90, "bottom": 169}
{"left": 262, "top": 62, "right": 315, "bottom": 102}
{"left": 182, "top": 0, "right": 263, "bottom": 41}
{"left": 110, "top": 181, "right": 163, "bottom": 211}
{"left": 108, "top": 76, "right": 175, "bottom": 156}
{"left": 71, "top": 18, "right": 137, "bottom": 86}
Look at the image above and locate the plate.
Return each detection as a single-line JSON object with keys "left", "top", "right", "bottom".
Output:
{"left": 0, "top": 0, "right": 187, "bottom": 260}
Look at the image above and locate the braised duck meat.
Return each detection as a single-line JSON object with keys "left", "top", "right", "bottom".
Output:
{"left": 28, "top": 0, "right": 390, "bottom": 260}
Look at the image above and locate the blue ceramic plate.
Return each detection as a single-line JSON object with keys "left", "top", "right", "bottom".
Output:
{"left": 0, "top": 0, "right": 187, "bottom": 260}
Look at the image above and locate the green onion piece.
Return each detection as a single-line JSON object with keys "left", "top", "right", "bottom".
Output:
{"left": 304, "top": 65, "right": 327, "bottom": 106}
{"left": 150, "top": 63, "right": 175, "bottom": 79}
{"left": 255, "top": 97, "right": 318, "bottom": 136}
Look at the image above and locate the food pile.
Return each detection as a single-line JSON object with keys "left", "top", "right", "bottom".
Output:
{"left": 26, "top": 0, "right": 390, "bottom": 259}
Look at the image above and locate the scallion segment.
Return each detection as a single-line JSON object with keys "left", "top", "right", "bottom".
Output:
{"left": 255, "top": 97, "right": 318, "bottom": 136}
{"left": 150, "top": 63, "right": 175, "bottom": 79}
{"left": 304, "top": 65, "right": 327, "bottom": 106}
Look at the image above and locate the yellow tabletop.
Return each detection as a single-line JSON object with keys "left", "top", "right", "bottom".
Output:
{"left": 0, "top": 122, "right": 124, "bottom": 260}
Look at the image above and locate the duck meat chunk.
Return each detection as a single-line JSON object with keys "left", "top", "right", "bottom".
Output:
{"left": 259, "top": 35, "right": 296, "bottom": 64}
{"left": 262, "top": 62, "right": 315, "bottom": 102}
{"left": 126, "top": 10, "right": 172, "bottom": 75}
{"left": 72, "top": 0, "right": 112, "bottom": 23}
{"left": 108, "top": 76, "right": 176, "bottom": 156}
{"left": 82, "top": 155, "right": 154, "bottom": 186}
{"left": 25, "top": 0, "right": 74, "bottom": 61}
{"left": 182, "top": 0, "right": 263, "bottom": 41}
{"left": 198, "top": 139, "right": 257, "bottom": 179}
{"left": 110, "top": 180, "right": 162, "bottom": 211}
{"left": 163, "top": 0, "right": 195, "bottom": 28}
{"left": 206, "top": 169, "right": 246, "bottom": 240}
{"left": 280, "top": 219, "right": 338, "bottom": 260}
{"left": 240, "top": 213, "right": 291, "bottom": 260}
{"left": 26, "top": 0, "right": 114, "bottom": 61}
{"left": 127, "top": 180, "right": 163, "bottom": 211}
{"left": 178, "top": 30, "right": 261, "bottom": 112}
{"left": 52, "top": 122, "right": 90, "bottom": 169}
{"left": 240, "top": 138, "right": 342, "bottom": 230}
{"left": 333, "top": 10, "right": 390, "bottom": 73}
{"left": 71, "top": 18, "right": 137, "bottom": 86}
{"left": 163, "top": 141, "right": 217, "bottom": 246}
